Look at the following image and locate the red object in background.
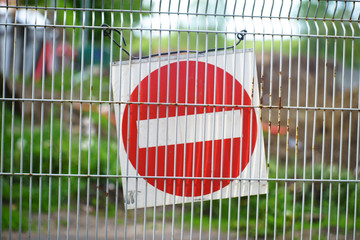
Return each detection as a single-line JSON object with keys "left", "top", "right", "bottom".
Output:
{"left": 122, "top": 61, "right": 258, "bottom": 197}
{"left": 35, "top": 41, "right": 75, "bottom": 82}
{"left": 35, "top": 41, "right": 53, "bottom": 82}
{"left": 262, "top": 122, "right": 287, "bottom": 135}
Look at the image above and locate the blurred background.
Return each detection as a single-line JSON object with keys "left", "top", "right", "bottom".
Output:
{"left": 1, "top": 0, "right": 360, "bottom": 239}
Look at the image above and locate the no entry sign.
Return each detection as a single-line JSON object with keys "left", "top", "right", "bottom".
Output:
{"left": 112, "top": 49, "right": 267, "bottom": 208}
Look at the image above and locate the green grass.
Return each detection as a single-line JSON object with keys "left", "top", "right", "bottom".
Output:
{"left": 0, "top": 101, "right": 119, "bottom": 231}
{"left": 36, "top": 65, "right": 111, "bottom": 101}
{"left": 182, "top": 163, "right": 360, "bottom": 238}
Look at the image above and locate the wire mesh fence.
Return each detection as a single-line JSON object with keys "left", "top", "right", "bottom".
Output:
{"left": 0, "top": 0, "right": 359, "bottom": 239}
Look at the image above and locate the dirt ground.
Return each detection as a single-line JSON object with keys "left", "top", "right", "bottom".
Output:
{"left": 2, "top": 209, "right": 239, "bottom": 240}
{"left": 3, "top": 209, "right": 358, "bottom": 239}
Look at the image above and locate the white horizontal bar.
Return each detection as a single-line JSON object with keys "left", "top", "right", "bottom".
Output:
{"left": 137, "top": 110, "right": 242, "bottom": 148}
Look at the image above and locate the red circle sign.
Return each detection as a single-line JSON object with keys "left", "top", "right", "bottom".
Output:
{"left": 122, "top": 61, "right": 257, "bottom": 197}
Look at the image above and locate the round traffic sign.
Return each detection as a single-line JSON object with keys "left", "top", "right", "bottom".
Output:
{"left": 122, "top": 61, "right": 257, "bottom": 197}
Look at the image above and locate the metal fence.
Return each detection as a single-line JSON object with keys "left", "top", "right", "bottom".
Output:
{"left": 0, "top": 0, "right": 360, "bottom": 239}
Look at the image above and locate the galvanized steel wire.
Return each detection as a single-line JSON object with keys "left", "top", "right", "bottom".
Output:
{"left": 0, "top": 0, "right": 359, "bottom": 239}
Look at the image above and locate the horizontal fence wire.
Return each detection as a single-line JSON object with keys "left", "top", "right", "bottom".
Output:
{"left": 4, "top": 97, "right": 360, "bottom": 112}
{"left": 0, "top": 173, "right": 360, "bottom": 183}
{"left": 0, "top": 0, "right": 359, "bottom": 239}
{"left": 0, "top": 23, "right": 359, "bottom": 40}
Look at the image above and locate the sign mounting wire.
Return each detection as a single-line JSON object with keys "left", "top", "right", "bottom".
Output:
{"left": 101, "top": 23, "right": 247, "bottom": 60}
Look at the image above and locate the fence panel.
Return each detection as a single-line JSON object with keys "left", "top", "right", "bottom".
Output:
{"left": 0, "top": 0, "right": 359, "bottom": 239}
